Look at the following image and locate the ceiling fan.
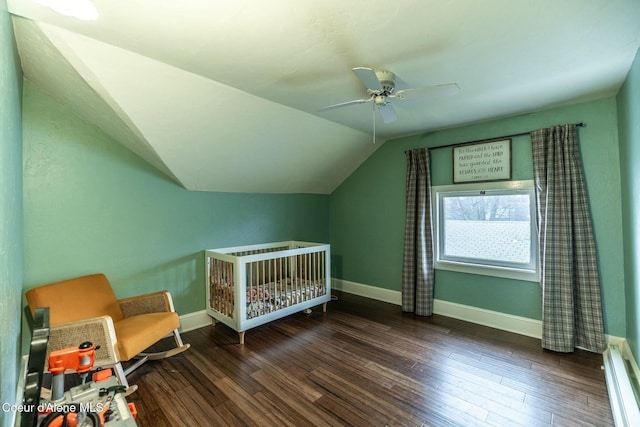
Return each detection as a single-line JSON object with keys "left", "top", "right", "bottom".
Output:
{"left": 320, "top": 67, "right": 460, "bottom": 125}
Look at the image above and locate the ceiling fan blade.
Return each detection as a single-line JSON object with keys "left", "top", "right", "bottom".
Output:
{"left": 394, "top": 83, "right": 460, "bottom": 100}
{"left": 319, "top": 97, "right": 372, "bottom": 111}
{"left": 378, "top": 103, "right": 397, "bottom": 124}
{"left": 352, "top": 67, "right": 383, "bottom": 92}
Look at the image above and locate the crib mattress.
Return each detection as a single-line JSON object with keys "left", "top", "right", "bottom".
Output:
{"left": 209, "top": 278, "right": 325, "bottom": 320}
{"left": 245, "top": 278, "right": 326, "bottom": 319}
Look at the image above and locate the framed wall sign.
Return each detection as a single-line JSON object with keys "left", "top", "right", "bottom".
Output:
{"left": 453, "top": 139, "right": 511, "bottom": 183}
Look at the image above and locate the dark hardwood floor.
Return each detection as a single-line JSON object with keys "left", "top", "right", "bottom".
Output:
{"left": 126, "top": 292, "right": 614, "bottom": 426}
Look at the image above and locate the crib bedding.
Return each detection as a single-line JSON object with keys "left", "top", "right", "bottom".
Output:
{"left": 209, "top": 278, "right": 326, "bottom": 319}
{"left": 244, "top": 278, "right": 326, "bottom": 319}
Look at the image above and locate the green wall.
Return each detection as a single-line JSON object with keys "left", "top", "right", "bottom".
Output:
{"left": 330, "top": 97, "right": 625, "bottom": 336}
{"left": 0, "top": 2, "right": 24, "bottom": 426}
{"left": 618, "top": 48, "right": 640, "bottom": 363}
{"left": 22, "top": 82, "right": 329, "bottom": 316}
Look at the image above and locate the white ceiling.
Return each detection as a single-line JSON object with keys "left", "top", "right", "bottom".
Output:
{"left": 8, "top": 0, "right": 640, "bottom": 194}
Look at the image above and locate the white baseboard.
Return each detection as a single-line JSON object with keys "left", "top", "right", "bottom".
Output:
{"left": 333, "top": 278, "right": 543, "bottom": 338}
{"left": 332, "top": 278, "right": 402, "bottom": 305}
{"left": 433, "top": 298, "right": 543, "bottom": 338}
{"left": 332, "top": 278, "right": 630, "bottom": 348}
{"left": 622, "top": 339, "right": 640, "bottom": 385}
{"left": 604, "top": 343, "right": 640, "bottom": 426}
{"left": 179, "top": 310, "right": 212, "bottom": 333}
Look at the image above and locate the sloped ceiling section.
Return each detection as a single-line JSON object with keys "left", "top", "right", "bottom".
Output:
{"left": 12, "top": 17, "right": 182, "bottom": 185}
{"left": 8, "top": 0, "right": 640, "bottom": 194}
{"left": 31, "top": 21, "right": 378, "bottom": 193}
{"left": 12, "top": 16, "right": 377, "bottom": 194}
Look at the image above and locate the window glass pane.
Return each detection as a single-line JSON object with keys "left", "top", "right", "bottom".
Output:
{"left": 442, "top": 194, "right": 531, "bottom": 264}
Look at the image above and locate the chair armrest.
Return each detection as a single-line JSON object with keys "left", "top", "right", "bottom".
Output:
{"left": 118, "top": 291, "right": 175, "bottom": 318}
{"left": 48, "top": 316, "right": 120, "bottom": 369}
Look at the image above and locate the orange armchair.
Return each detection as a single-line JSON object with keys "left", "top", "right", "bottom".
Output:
{"left": 25, "top": 273, "right": 190, "bottom": 392}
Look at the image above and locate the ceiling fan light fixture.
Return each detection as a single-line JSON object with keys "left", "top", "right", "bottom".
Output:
{"left": 374, "top": 95, "right": 387, "bottom": 105}
{"left": 374, "top": 70, "right": 396, "bottom": 94}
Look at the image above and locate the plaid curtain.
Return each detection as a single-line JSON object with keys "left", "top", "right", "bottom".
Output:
{"left": 402, "top": 148, "right": 434, "bottom": 316}
{"left": 531, "top": 124, "right": 606, "bottom": 353}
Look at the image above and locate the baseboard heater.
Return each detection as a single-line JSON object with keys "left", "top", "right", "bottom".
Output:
{"left": 603, "top": 344, "right": 640, "bottom": 427}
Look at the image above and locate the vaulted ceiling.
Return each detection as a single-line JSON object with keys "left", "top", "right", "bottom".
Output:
{"left": 8, "top": 0, "right": 640, "bottom": 194}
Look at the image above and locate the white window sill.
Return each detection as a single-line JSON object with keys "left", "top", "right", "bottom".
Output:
{"left": 435, "top": 259, "right": 540, "bottom": 283}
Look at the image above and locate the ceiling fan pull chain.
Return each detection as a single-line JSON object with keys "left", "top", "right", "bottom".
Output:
{"left": 372, "top": 102, "right": 376, "bottom": 144}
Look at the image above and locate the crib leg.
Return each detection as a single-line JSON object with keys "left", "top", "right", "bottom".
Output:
{"left": 322, "top": 302, "right": 327, "bottom": 312}
{"left": 238, "top": 330, "right": 245, "bottom": 345}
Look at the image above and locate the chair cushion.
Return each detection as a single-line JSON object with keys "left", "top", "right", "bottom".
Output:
{"left": 114, "top": 312, "right": 180, "bottom": 360}
{"left": 25, "top": 273, "right": 124, "bottom": 325}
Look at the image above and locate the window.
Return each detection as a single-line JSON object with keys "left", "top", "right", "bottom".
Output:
{"left": 433, "top": 180, "right": 539, "bottom": 282}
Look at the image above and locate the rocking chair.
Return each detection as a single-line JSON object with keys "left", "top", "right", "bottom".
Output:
{"left": 25, "top": 273, "right": 190, "bottom": 393}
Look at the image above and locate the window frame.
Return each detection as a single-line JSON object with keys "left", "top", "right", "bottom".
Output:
{"left": 432, "top": 180, "right": 540, "bottom": 282}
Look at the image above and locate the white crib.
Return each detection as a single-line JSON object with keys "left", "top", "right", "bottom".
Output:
{"left": 205, "top": 241, "right": 331, "bottom": 343}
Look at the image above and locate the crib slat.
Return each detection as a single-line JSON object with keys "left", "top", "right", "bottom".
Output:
{"left": 308, "top": 252, "right": 312, "bottom": 288}
{"left": 221, "top": 261, "right": 225, "bottom": 316}
{"left": 229, "top": 261, "right": 234, "bottom": 317}
{"left": 321, "top": 251, "right": 326, "bottom": 296}
{"left": 271, "top": 257, "right": 276, "bottom": 313}
{"left": 209, "top": 259, "right": 214, "bottom": 309}
{"left": 262, "top": 259, "right": 267, "bottom": 316}
{"left": 248, "top": 261, "right": 253, "bottom": 319}
{"left": 278, "top": 257, "right": 283, "bottom": 311}
{"left": 267, "top": 258, "right": 271, "bottom": 313}
{"left": 313, "top": 251, "right": 317, "bottom": 287}
{"left": 298, "top": 253, "right": 303, "bottom": 302}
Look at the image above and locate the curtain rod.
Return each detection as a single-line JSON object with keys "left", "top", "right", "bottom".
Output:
{"left": 405, "top": 122, "right": 585, "bottom": 153}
